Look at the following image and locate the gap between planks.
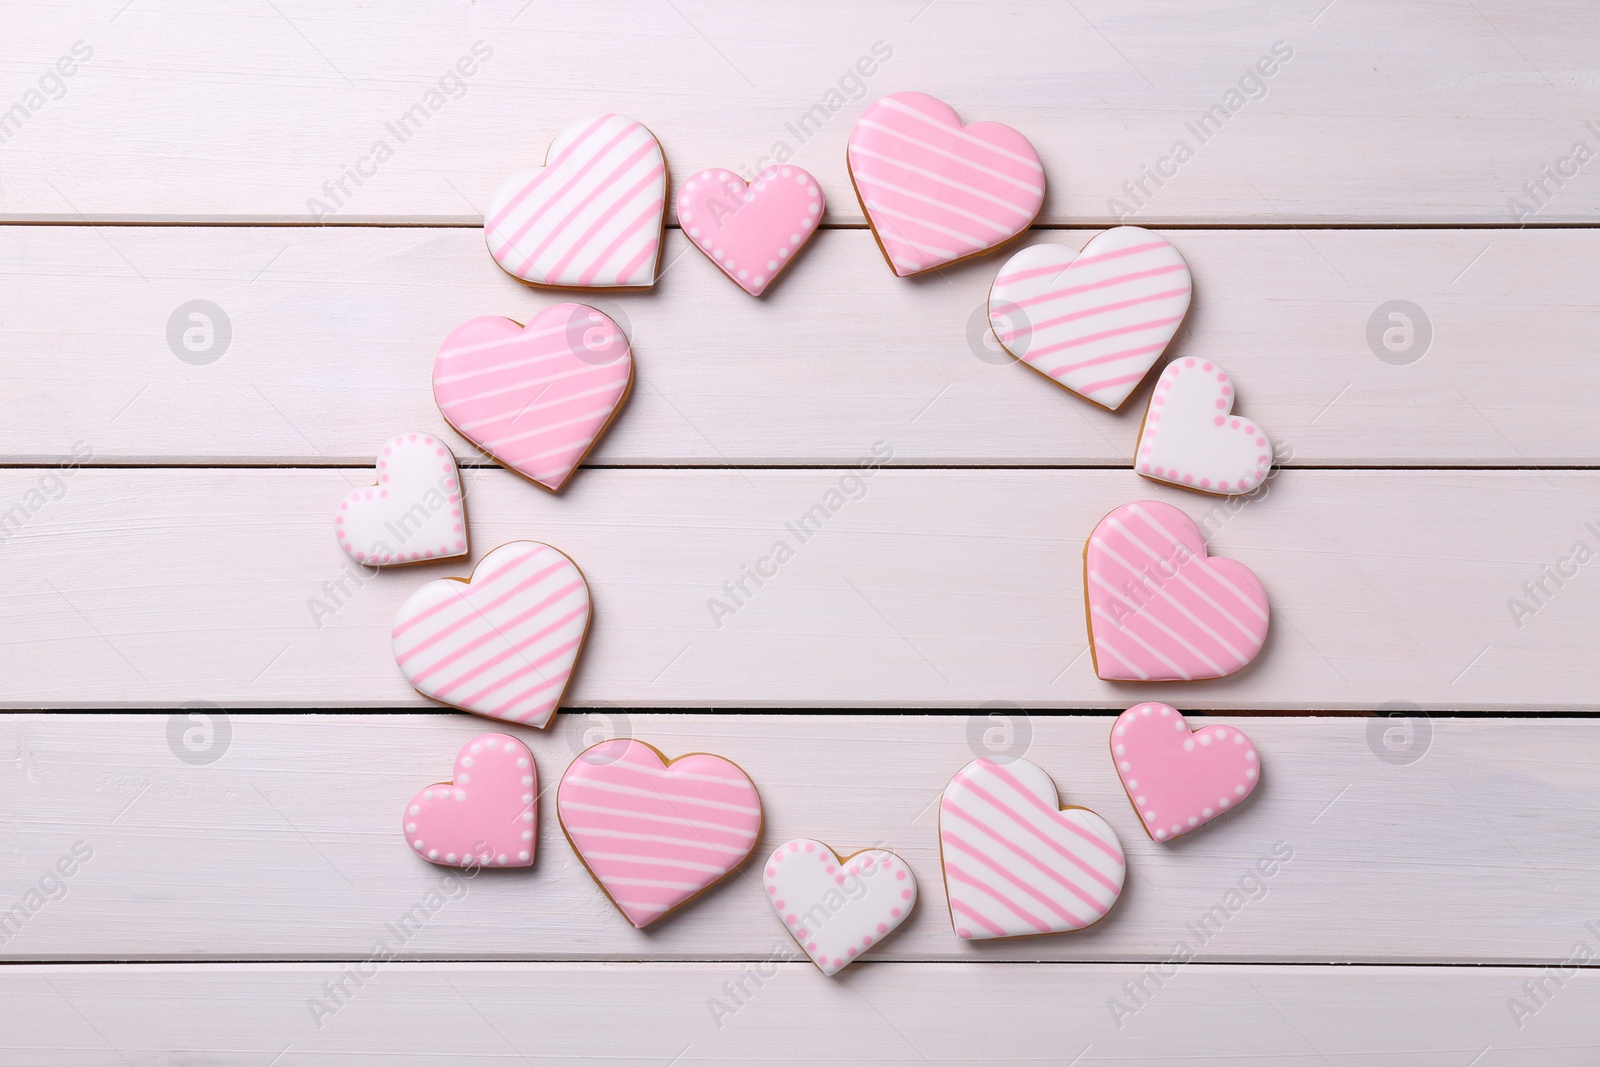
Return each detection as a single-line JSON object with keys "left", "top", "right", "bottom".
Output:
{"left": 4, "top": 714, "right": 1596, "bottom": 965}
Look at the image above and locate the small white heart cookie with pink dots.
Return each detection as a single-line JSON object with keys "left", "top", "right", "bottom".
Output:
{"left": 764, "top": 839, "right": 916, "bottom": 976}
{"left": 1136, "top": 359, "right": 1273, "bottom": 496}
{"left": 335, "top": 432, "right": 467, "bottom": 565}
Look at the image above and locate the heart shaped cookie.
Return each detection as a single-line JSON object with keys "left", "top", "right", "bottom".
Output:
{"left": 1111, "top": 703, "right": 1260, "bottom": 842}
{"left": 677, "top": 166, "right": 823, "bottom": 296}
{"left": 391, "top": 541, "right": 591, "bottom": 728}
{"left": 1137, "top": 358, "right": 1272, "bottom": 495}
{"left": 484, "top": 114, "right": 666, "bottom": 289}
{"left": 847, "top": 91, "right": 1043, "bottom": 277}
{"left": 558, "top": 738, "right": 762, "bottom": 928}
{"left": 939, "top": 757, "right": 1125, "bottom": 940}
{"left": 1084, "top": 501, "right": 1270, "bottom": 682}
{"left": 433, "top": 307, "right": 633, "bottom": 492}
{"left": 335, "top": 432, "right": 467, "bottom": 566}
{"left": 764, "top": 839, "right": 916, "bottom": 975}
{"left": 988, "top": 227, "right": 1192, "bottom": 411}
{"left": 403, "top": 733, "right": 537, "bottom": 867}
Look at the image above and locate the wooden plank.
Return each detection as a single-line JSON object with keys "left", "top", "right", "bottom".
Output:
{"left": 1, "top": 468, "right": 1592, "bottom": 710}
{"left": 4, "top": 1, "right": 1597, "bottom": 224}
{"left": 1, "top": 713, "right": 1593, "bottom": 965}
{"left": 3, "top": 226, "right": 1597, "bottom": 466}
{"left": 4, "top": 961, "right": 1596, "bottom": 1065}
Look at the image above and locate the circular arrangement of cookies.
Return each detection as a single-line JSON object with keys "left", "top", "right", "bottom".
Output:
{"left": 364, "top": 92, "right": 1269, "bottom": 973}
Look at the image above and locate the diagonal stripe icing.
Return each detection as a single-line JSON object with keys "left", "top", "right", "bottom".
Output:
{"left": 938, "top": 758, "right": 1125, "bottom": 941}
{"left": 391, "top": 541, "right": 591, "bottom": 729}
{"left": 558, "top": 738, "right": 762, "bottom": 928}
{"left": 764, "top": 839, "right": 917, "bottom": 975}
{"left": 484, "top": 113, "right": 666, "bottom": 289}
{"left": 1111, "top": 702, "right": 1262, "bottom": 842}
{"left": 403, "top": 732, "right": 538, "bottom": 868}
{"left": 989, "top": 227, "right": 1193, "bottom": 411}
{"left": 847, "top": 92, "right": 1043, "bottom": 277}
{"left": 1083, "top": 501, "right": 1270, "bottom": 682}
{"left": 433, "top": 307, "right": 633, "bottom": 492}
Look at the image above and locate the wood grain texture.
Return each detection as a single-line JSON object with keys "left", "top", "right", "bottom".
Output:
{"left": 1, "top": 713, "right": 1593, "bottom": 965}
{"left": 5, "top": 961, "right": 1597, "bottom": 1065}
{"left": 4, "top": 226, "right": 1596, "bottom": 466}
{"left": 0, "top": 468, "right": 1591, "bottom": 710}
{"left": 4, "top": 1, "right": 1597, "bottom": 1057}
{"left": 3, "top": 1, "right": 1596, "bottom": 224}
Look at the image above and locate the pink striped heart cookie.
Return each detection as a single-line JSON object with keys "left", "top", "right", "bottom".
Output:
{"left": 677, "top": 166, "right": 823, "bottom": 296}
{"left": 1111, "top": 703, "right": 1261, "bottom": 842}
{"left": 1137, "top": 358, "right": 1273, "bottom": 495}
{"left": 403, "top": 733, "right": 537, "bottom": 867}
{"left": 988, "top": 227, "right": 1192, "bottom": 411}
{"left": 939, "top": 757, "right": 1125, "bottom": 940}
{"left": 764, "top": 840, "right": 916, "bottom": 976}
{"left": 391, "top": 541, "right": 591, "bottom": 728}
{"left": 433, "top": 306, "right": 632, "bottom": 493}
{"left": 484, "top": 114, "right": 666, "bottom": 289}
{"left": 847, "top": 91, "right": 1044, "bottom": 277}
{"left": 335, "top": 432, "right": 467, "bottom": 566}
{"left": 1084, "top": 501, "right": 1270, "bottom": 682}
{"left": 558, "top": 738, "right": 762, "bottom": 928}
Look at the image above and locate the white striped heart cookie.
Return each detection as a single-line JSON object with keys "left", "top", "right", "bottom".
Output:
{"left": 847, "top": 91, "right": 1044, "bottom": 277}
{"left": 558, "top": 738, "right": 762, "bottom": 928}
{"left": 988, "top": 227, "right": 1192, "bottom": 411}
{"left": 938, "top": 757, "right": 1125, "bottom": 940}
{"left": 432, "top": 306, "right": 633, "bottom": 493}
{"left": 391, "top": 541, "right": 591, "bottom": 728}
{"left": 484, "top": 114, "right": 667, "bottom": 289}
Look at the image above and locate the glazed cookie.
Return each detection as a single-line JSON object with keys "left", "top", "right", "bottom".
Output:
{"left": 939, "top": 758, "right": 1125, "bottom": 940}
{"left": 678, "top": 166, "right": 823, "bottom": 296}
{"left": 987, "top": 227, "right": 1192, "bottom": 411}
{"left": 433, "top": 306, "right": 633, "bottom": 493}
{"left": 558, "top": 738, "right": 762, "bottom": 928}
{"left": 1112, "top": 703, "right": 1261, "bottom": 842}
{"left": 765, "top": 840, "right": 916, "bottom": 976}
{"left": 403, "top": 733, "right": 537, "bottom": 867}
{"left": 847, "top": 91, "right": 1043, "bottom": 277}
{"left": 335, "top": 432, "right": 467, "bottom": 565}
{"left": 1084, "top": 501, "right": 1269, "bottom": 682}
{"left": 484, "top": 114, "right": 667, "bottom": 289}
{"left": 1136, "top": 358, "right": 1272, "bottom": 495}
{"left": 392, "top": 541, "right": 591, "bottom": 728}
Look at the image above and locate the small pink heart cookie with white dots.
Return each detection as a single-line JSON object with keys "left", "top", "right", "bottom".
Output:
{"left": 677, "top": 166, "right": 823, "bottom": 296}
{"left": 335, "top": 432, "right": 467, "bottom": 566}
{"left": 403, "top": 732, "right": 538, "bottom": 867}
{"left": 1111, "top": 702, "right": 1261, "bottom": 842}
{"left": 764, "top": 839, "right": 916, "bottom": 976}
{"left": 1136, "top": 358, "right": 1273, "bottom": 496}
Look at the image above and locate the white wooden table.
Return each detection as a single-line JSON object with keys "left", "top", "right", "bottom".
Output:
{"left": 4, "top": 2, "right": 1599, "bottom": 1062}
